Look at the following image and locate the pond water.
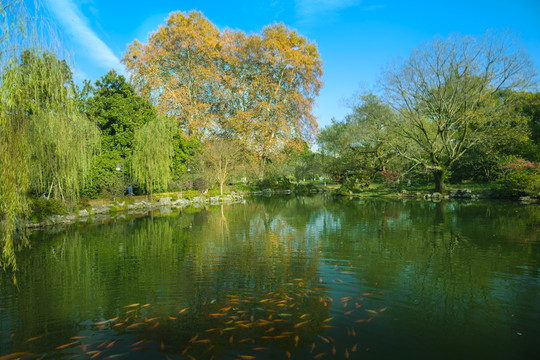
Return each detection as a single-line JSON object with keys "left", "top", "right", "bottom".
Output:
{"left": 1, "top": 195, "right": 539, "bottom": 360}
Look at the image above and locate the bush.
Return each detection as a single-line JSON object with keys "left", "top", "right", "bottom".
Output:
{"left": 255, "top": 178, "right": 276, "bottom": 189}
{"left": 30, "top": 198, "right": 67, "bottom": 220}
{"left": 498, "top": 159, "right": 540, "bottom": 197}
{"left": 380, "top": 170, "right": 399, "bottom": 187}
{"left": 194, "top": 177, "right": 209, "bottom": 194}
{"left": 181, "top": 190, "right": 200, "bottom": 200}
{"left": 296, "top": 182, "right": 316, "bottom": 192}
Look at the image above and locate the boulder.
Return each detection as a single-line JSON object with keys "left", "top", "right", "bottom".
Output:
{"left": 78, "top": 209, "right": 89, "bottom": 217}
{"left": 158, "top": 197, "right": 172, "bottom": 205}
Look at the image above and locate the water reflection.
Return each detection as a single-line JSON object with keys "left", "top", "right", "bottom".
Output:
{"left": 0, "top": 196, "right": 539, "bottom": 359}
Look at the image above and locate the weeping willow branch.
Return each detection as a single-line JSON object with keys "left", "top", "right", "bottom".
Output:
{"left": 1, "top": 1, "right": 98, "bottom": 271}
{"left": 131, "top": 116, "right": 175, "bottom": 202}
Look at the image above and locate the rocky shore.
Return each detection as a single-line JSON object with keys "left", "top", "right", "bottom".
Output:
{"left": 26, "top": 194, "right": 245, "bottom": 229}
{"left": 398, "top": 189, "right": 537, "bottom": 203}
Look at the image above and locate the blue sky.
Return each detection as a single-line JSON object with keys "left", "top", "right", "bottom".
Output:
{"left": 45, "top": 0, "right": 540, "bottom": 129}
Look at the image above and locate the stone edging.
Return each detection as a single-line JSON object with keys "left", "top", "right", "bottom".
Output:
{"left": 26, "top": 194, "right": 245, "bottom": 229}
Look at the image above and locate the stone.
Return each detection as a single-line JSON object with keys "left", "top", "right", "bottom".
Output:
{"left": 158, "top": 197, "right": 172, "bottom": 205}
{"left": 78, "top": 209, "right": 89, "bottom": 217}
{"left": 193, "top": 196, "right": 204, "bottom": 202}
{"left": 432, "top": 192, "right": 441, "bottom": 198}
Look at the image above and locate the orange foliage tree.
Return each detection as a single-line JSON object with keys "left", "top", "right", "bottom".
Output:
{"left": 122, "top": 11, "right": 323, "bottom": 168}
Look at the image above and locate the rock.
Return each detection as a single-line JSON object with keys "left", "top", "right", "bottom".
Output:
{"left": 159, "top": 206, "right": 172, "bottom": 214}
{"left": 432, "top": 192, "right": 441, "bottom": 198}
{"left": 116, "top": 201, "right": 125, "bottom": 207}
{"left": 92, "top": 205, "right": 110, "bottom": 214}
{"left": 423, "top": 194, "right": 431, "bottom": 200}
{"left": 158, "top": 197, "right": 172, "bottom": 205}
{"left": 210, "top": 196, "right": 220, "bottom": 204}
{"left": 193, "top": 196, "right": 204, "bottom": 202}
{"left": 172, "top": 199, "right": 190, "bottom": 206}
{"left": 78, "top": 209, "right": 89, "bottom": 217}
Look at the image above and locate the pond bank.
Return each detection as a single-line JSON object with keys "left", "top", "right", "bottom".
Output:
{"left": 25, "top": 194, "right": 245, "bottom": 229}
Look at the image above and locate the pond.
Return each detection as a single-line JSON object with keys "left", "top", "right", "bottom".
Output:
{"left": 1, "top": 195, "right": 539, "bottom": 359}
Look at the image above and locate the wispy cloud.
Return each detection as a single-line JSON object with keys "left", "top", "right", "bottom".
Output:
{"left": 45, "top": 0, "right": 125, "bottom": 74}
{"left": 294, "top": 0, "right": 363, "bottom": 25}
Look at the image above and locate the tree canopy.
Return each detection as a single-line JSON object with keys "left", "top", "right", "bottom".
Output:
{"left": 122, "top": 11, "right": 323, "bottom": 160}
{"left": 380, "top": 30, "right": 536, "bottom": 192}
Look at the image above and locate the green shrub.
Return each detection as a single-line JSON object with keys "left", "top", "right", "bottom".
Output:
{"left": 181, "top": 190, "right": 200, "bottom": 200}
{"left": 194, "top": 177, "right": 209, "bottom": 194}
{"left": 296, "top": 182, "right": 316, "bottom": 192}
{"left": 30, "top": 198, "right": 67, "bottom": 220}
{"left": 498, "top": 158, "right": 540, "bottom": 197}
{"left": 207, "top": 188, "right": 220, "bottom": 197}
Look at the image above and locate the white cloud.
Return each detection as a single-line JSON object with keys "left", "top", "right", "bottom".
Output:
{"left": 294, "top": 0, "right": 362, "bottom": 24}
{"left": 45, "top": 0, "right": 125, "bottom": 75}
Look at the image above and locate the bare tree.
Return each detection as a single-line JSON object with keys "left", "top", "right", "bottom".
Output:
{"left": 200, "top": 139, "right": 243, "bottom": 195}
{"left": 381, "top": 30, "right": 536, "bottom": 192}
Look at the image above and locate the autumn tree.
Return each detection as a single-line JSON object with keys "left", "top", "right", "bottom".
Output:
{"left": 381, "top": 30, "right": 536, "bottom": 192}
{"left": 219, "top": 25, "right": 323, "bottom": 162}
{"left": 122, "top": 11, "right": 323, "bottom": 168}
{"left": 123, "top": 11, "right": 222, "bottom": 137}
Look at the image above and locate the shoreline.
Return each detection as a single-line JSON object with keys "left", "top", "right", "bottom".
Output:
{"left": 24, "top": 187, "right": 538, "bottom": 230}
{"left": 25, "top": 194, "right": 245, "bottom": 230}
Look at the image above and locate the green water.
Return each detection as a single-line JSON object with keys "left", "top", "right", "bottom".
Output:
{"left": 1, "top": 195, "right": 539, "bottom": 359}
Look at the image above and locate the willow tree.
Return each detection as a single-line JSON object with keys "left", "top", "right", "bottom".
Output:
{"left": 1, "top": 1, "right": 99, "bottom": 270}
{"left": 19, "top": 50, "right": 100, "bottom": 200}
{"left": 1, "top": 0, "right": 49, "bottom": 270}
{"left": 132, "top": 116, "right": 175, "bottom": 201}
{"left": 381, "top": 30, "right": 536, "bottom": 192}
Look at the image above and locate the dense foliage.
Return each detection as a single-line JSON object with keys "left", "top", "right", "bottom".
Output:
{"left": 122, "top": 11, "right": 323, "bottom": 162}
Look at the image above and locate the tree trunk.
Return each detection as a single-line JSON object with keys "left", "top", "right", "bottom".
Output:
{"left": 433, "top": 169, "right": 446, "bottom": 193}
{"left": 149, "top": 182, "right": 153, "bottom": 202}
{"left": 220, "top": 181, "right": 223, "bottom": 196}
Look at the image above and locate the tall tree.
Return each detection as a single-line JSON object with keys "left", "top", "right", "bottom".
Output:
{"left": 123, "top": 11, "right": 222, "bottom": 137}
{"left": 85, "top": 70, "right": 156, "bottom": 157}
{"left": 19, "top": 50, "right": 100, "bottom": 200}
{"left": 82, "top": 70, "right": 157, "bottom": 198}
{"left": 381, "top": 30, "right": 536, "bottom": 192}
{"left": 122, "top": 11, "right": 323, "bottom": 165}
{"left": 1, "top": 1, "right": 96, "bottom": 270}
